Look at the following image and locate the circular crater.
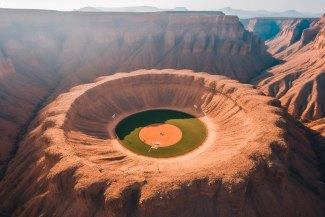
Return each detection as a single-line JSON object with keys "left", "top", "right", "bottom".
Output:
{"left": 34, "top": 69, "right": 290, "bottom": 216}
{"left": 115, "top": 109, "right": 206, "bottom": 158}
{"left": 61, "top": 69, "right": 283, "bottom": 168}
{"left": 49, "top": 69, "right": 287, "bottom": 205}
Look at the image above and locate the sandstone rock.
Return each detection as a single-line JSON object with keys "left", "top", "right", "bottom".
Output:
{"left": 255, "top": 15, "right": 325, "bottom": 121}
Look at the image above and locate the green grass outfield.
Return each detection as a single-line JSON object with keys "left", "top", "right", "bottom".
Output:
{"left": 115, "top": 109, "right": 207, "bottom": 158}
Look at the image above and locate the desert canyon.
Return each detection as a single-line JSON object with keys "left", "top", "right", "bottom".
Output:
{"left": 0, "top": 9, "right": 324, "bottom": 217}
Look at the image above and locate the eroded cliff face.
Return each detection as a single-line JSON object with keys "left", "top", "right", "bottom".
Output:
{"left": 242, "top": 18, "right": 318, "bottom": 55}
{"left": 160, "top": 15, "right": 270, "bottom": 82}
{"left": 0, "top": 70, "right": 324, "bottom": 217}
{"left": 313, "top": 15, "right": 325, "bottom": 49}
{"left": 270, "top": 17, "right": 324, "bottom": 59}
{"left": 252, "top": 15, "right": 325, "bottom": 186}
{"left": 265, "top": 19, "right": 316, "bottom": 55}
{"left": 256, "top": 15, "right": 325, "bottom": 121}
{"left": 0, "top": 33, "right": 60, "bottom": 166}
{"left": 0, "top": 9, "right": 275, "bottom": 164}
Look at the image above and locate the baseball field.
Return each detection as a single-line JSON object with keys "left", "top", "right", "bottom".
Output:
{"left": 115, "top": 109, "right": 207, "bottom": 158}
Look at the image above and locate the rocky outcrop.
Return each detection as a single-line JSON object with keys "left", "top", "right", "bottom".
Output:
{"left": 0, "top": 70, "right": 324, "bottom": 217}
{"left": 159, "top": 14, "right": 271, "bottom": 82}
{"left": 254, "top": 15, "right": 325, "bottom": 184}
{"left": 0, "top": 9, "right": 275, "bottom": 164}
{"left": 272, "top": 16, "right": 324, "bottom": 58}
{"left": 313, "top": 15, "right": 325, "bottom": 49}
{"left": 300, "top": 23, "right": 321, "bottom": 46}
{"left": 256, "top": 68, "right": 325, "bottom": 121}
{"left": 255, "top": 15, "right": 325, "bottom": 121}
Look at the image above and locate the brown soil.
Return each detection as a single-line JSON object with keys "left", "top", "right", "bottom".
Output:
{"left": 139, "top": 123, "right": 182, "bottom": 147}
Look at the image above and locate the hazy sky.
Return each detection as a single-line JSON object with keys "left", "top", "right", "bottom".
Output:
{"left": 1, "top": 0, "right": 324, "bottom": 13}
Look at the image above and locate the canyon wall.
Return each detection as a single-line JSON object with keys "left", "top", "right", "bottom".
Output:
{"left": 0, "top": 9, "right": 275, "bottom": 166}
{"left": 256, "top": 15, "right": 325, "bottom": 121}
{"left": 255, "top": 15, "right": 325, "bottom": 177}
{"left": 242, "top": 18, "right": 318, "bottom": 55}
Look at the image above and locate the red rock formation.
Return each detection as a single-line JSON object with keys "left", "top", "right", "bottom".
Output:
{"left": 0, "top": 70, "right": 324, "bottom": 217}
{"left": 314, "top": 15, "right": 325, "bottom": 49}
{"left": 0, "top": 9, "right": 275, "bottom": 164}
{"left": 256, "top": 15, "right": 325, "bottom": 121}
{"left": 272, "top": 17, "right": 324, "bottom": 58}
{"left": 254, "top": 14, "right": 325, "bottom": 191}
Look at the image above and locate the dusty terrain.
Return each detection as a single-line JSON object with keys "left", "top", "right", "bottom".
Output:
{"left": 139, "top": 124, "right": 183, "bottom": 147}
{"left": 1, "top": 69, "right": 324, "bottom": 217}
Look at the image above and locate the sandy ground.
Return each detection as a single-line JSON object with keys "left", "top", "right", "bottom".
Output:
{"left": 139, "top": 124, "right": 182, "bottom": 147}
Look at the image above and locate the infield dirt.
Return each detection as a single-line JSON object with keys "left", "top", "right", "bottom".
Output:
{"left": 139, "top": 124, "right": 183, "bottom": 147}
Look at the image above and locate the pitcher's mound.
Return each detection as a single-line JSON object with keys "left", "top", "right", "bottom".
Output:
{"left": 139, "top": 123, "right": 182, "bottom": 147}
